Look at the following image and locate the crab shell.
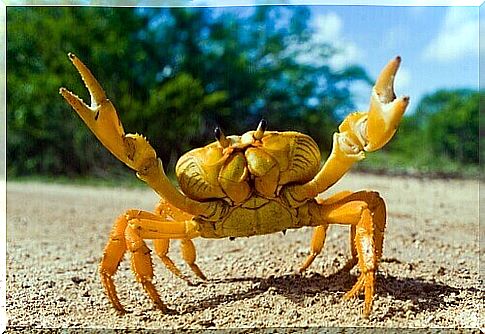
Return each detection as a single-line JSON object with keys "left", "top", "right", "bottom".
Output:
{"left": 176, "top": 130, "right": 321, "bottom": 203}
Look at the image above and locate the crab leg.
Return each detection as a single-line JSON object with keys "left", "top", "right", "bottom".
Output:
{"left": 123, "top": 209, "right": 204, "bottom": 311}
{"left": 298, "top": 225, "right": 328, "bottom": 273}
{"left": 99, "top": 201, "right": 206, "bottom": 313}
{"left": 299, "top": 190, "right": 356, "bottom": 273}
{"left": 153, "top": 201, "right": 207, "bottom": 281}
{"left": 60, "top": 53, "right": 223, "bottom": 220}
{"left": 99, "top": 214, "right": 128, "bottom": 314}
{"left": 100, "top": 208, "right": 204, "bottom": 313}
{"left": 340, "top": 225, "right": 359, "bottom": 272}
{"left": 124, "top": 224, "right": 169, "bottom": 313}
{"left": 285, "top": 57, "right": 409, "bottom": 203}
{"left": 153, "top": 239, "right": 188, "bottom": 281}
{"left": 305, "top": 191, "right": 386, "bottom": 318}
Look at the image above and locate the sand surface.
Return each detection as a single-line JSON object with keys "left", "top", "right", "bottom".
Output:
{"left": 5, "top": 173, "right": 483, "bottom": 330}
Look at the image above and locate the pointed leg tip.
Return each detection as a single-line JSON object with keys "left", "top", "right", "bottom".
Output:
{"left": 68, "top": 52, "right": 76, "bottom": 60}
{"left": 161, "top": 306, "right": 178, "bottom": 315}
{"left": 297, "top": 266, "right": 306, "bottom": 274}
{"left": 115, "top": 307, "right": 127, "bottom": 316}
{"left": 342, "top": 290, "right": 353, "bottom": 300}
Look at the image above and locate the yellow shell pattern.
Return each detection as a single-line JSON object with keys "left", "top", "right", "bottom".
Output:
{"left": 175, "top": 131, "right": 321, "bottom": 204}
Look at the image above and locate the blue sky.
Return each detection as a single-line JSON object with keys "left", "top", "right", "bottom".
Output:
{"left": 304, "top": 6, "right": 479, "bottom": 112}
{"left": 212, "top": 5, "right": 479, "bottom": 113}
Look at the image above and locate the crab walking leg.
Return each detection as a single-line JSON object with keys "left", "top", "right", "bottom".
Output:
{"left": 299, "top": 191, "right": 353, "bottom": 272}
{"left": 126, "top": 210, "right": 206, "bottom": 279}
{"left": 285, "top": 57, "right": 409, "bottom": 203}
{"left": 153, "top": 239, "right": 207, "bottom": 282}
{"left": 343, "top": 208, "right": 377, "bottom": 318}
{"left": 181, "top": 239, "right": 207, "bottom": 280}
{"left": 152, "top": 201, "right": 195, "bottom": 282}
{"left": 309, "top": 191, "right": 387, "bottom": 318}
{"left": 154, "top": 201, "right": 208, "bottom": 280}
{"left": 124, "top": 225, "right": 168, "bottom": 312}
{"left": 153, "top": 239, "right": 188, "bottom": 281}
{"left": 99, "top": 214, "right": 129, "bottom": 313}
{"left": 298, "top": 225, "right": 328, "bottom": 273}
{"left": 60, "top": 53, "right": 223, "bottom": 219}
{"left": 340, "top": 225, "right": 359, "bottom": 272}
{"left": 123, "top": 209, "right": 202, "bottom": 312}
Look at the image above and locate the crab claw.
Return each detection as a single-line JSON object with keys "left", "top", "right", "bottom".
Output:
{"left": 364, "top": 56, "right": 409, "bottom": 152}
{"left": 59, "top": 53, "right": 157, "bottom": 171}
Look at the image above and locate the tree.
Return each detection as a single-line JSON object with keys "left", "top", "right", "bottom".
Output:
{"left": 7, "top": 6, "right": 370, "bottom": 177}
{"left": 7, "top": 7, "right": 152, "bottom": 175}
{"left": 385, "top": 89, "right": 479, "bottom": 166}
{"left": 425, "top": 90, "right": 479, "bottom": 163}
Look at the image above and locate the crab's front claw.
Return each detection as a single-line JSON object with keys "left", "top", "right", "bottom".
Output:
{"left": 59, "top": 53, "right": 157, "bottom": 172}
{"left": 364, "top": 56, "right": 409, "bottom": 152}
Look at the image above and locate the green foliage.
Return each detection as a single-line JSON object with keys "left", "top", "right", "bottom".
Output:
{"left": 425, "top": 90, "right": 478, "bottom": 164}
{"left": 7, "top": 7, "right": 480, "bottom": 180}
{"left": 7, "top": 7, "right": 152, "bottom": 176}
{"left": 7, "top": 6, "right": 370, "bottom": 177}
{"left": 143, "top": 73, "right": 228, "bottom": 164}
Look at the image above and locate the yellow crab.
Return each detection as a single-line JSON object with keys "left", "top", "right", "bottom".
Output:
{"left": 60, "top": 53, "right": 408, "bottom": 318}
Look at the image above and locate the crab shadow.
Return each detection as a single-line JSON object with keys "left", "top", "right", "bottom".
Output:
{"left": 177, "top": 268, "right": 479, "bottom": 316}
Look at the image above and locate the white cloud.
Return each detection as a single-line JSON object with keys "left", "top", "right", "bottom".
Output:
{"left": 296, "top": 12, "right": 363, "bottom": 70}
{"left": 422, "top": 7, "right": 478, "bottom": 62}
{"left": 313, "top": 12, "right": 343, "bottom": 44}
{"left": 394, "top": 65, "right": 411, "bottom": 92}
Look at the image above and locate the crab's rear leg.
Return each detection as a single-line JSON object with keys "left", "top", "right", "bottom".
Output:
{"left": 123, "top": 209, "right": 202, "bottom": 312}
{"left": 306, "top": 191, "right": 386, "bottom": 318}
{"left": 300, "top": 224, "right": 359, "bottom": 274}
{"left": 153, "top": 237, "right": 207, "bottom": 283}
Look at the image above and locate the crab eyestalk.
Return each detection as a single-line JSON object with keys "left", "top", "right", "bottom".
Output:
{"left": 253, "top": 119, "right": 267, "bottom": 140}
{"left": 215, "top": 126, "right": 231, "bottom": 148}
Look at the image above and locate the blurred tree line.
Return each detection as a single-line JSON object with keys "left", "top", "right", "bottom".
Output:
{"left": 7, "top": 6, "right": 369, "bottom": 177}
{"left": 7, "top": 7, "right": 480, "bottom": 179}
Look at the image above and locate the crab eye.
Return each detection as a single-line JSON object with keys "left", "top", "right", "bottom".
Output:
{"left": 253, "top": 119, "right": 267, "bottom": 140}
{"left": 215, "top": 126, "right": 230, "bottom": 148}
{"left": 214, "top": 126, "right": 222, "bottom": 141}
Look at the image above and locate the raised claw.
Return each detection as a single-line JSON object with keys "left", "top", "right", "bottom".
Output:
{"left": 59, "top": 53, "right": 157, "bottom": 172}
{"left": 364, "top": 56, "right": 409, "bottom": 152}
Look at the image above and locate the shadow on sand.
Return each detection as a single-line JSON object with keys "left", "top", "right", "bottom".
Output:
{"left": 176, "top": 266, "right": 481, "bottom": 317}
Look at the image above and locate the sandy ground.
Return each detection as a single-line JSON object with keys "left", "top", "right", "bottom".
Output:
{"left": 5, "top": 173, "right": 483, "bottom": 330}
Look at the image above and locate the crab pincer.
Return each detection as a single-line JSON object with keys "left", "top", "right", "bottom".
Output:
{"left": 365, "top": 56, "right": 409, "bottom": 152}
{"left": 59, "top": 53, "right": 157, "bottom": 173}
